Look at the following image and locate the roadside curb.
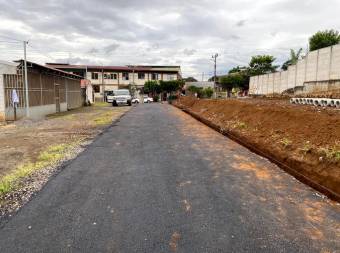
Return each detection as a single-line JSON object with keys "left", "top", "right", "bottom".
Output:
{"left": 174, "top": 104, "right": 340, "bottom": 202}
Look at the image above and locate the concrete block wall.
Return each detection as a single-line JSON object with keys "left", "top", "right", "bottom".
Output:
{"left": 330, "top": 45, "right": 340, "bottom": 80}
{"left": 287, "top": 65, "right": 296, "bottom": 89}
{"left": 280, "top": 70, "right": 288, "bottom": 93}
{"left": 267, "top": 73, "right": 274, "bottom": 94}
{"left": 296, "top": 59, "right": 306, "bottom": 87}
{"left": 273, "top": 72, "right": 281, "bottom": 94}
{"left": 249, "top": 44, "right": 340, "bottom": 95}
{"left": 317, "top": 47, "right": 331, "bottom": 81}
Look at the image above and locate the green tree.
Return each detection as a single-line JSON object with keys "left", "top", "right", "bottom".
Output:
{"left": 228, "top": 66, "right": 247, "bottom": 74}
{"left": 281, "top": 48, "right": 303, "bottom": 70}
{"left": 220, "top": 73, "right": 248, "bottom": 96}
{"left": 159, "top": 80, "right": 184, "bottom": 94}
{"left": 248, "top": 55, "right": 278, "bottom": 76}
{"left": 187, "top": 85, "right": 203, "bottom": 97}
{"left": 183, "top": 76, "right": 198, "bottom": 82}
{"left": 309, "top": 29, "right": 340, "bottom": 51}
{"left": 203, "top": 87, "right": 214, "bottom": 98}
{"left": 144, "top": 81, "right": 160, "bottom": 95}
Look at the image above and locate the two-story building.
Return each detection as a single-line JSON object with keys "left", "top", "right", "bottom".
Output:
{"left": 46, "top": 64, "right": 182, "bottom": 100}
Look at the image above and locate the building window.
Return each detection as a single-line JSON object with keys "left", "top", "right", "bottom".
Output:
{"left": 91, "top": 72, "right": 99, "bottom": 80}
{"left": 138, "top": 73, "right": 145, "bottom": 80}
{"left": 122, "top": 72, "right": 129, "bottom": 80}
{"left": 93, "top": 85, "right": 100, "bottom": 93}
{"left": 151, "top": 73, "right": 158, "bottom": 80}
{"left": 168, "top": 74, "right": 175, "bottom": 80}
{"left": 104, "top": 73, "right": 117, "bottom": 79}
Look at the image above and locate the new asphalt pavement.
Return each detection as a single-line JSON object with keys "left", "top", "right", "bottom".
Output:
{"left": 0, "top": 104, "right": 339, "bottom": 252}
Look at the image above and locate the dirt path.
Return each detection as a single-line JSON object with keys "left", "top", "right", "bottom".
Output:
{"left": 174, "top": 97, "right": 340, "bottom": 200}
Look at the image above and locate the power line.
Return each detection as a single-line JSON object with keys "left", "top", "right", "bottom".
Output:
{"left": 0, "top": 35, "right": 22, "bottom": 42}
{"left": 28, "top": 44, "right": 56, "bottom": 61}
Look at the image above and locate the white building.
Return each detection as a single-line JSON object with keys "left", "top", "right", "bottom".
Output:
{"left": 46, "top": 64, "right": 182, "bottom": 100}
{"left": 0, "top": 60, "right": 19, "bottom": 121}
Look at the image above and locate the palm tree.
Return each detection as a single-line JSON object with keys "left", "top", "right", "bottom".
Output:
{"left": 281, "top": 48, "right": 303, "bottom": 70}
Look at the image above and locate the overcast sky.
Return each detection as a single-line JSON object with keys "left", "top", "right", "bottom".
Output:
{"left": 0, "top": 0, "right": 339, "bottom": 80}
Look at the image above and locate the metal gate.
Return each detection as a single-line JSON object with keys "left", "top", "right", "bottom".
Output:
{"left": 3, "top": 74, "right": 25, "bottom": 120}
{"left": 54, "top": 83, "right": 60, "bottom": 113}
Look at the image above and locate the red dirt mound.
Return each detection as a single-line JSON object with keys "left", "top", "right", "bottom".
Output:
{"left": 175, "top": 97, "right": 340, "bottom": 200}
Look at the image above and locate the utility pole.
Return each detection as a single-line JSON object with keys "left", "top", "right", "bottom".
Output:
{"left": 102, "top": 67, "right": 105, "bottom": 102}
{"left": 23, "top": 41, "right": 29, "bottom": 117}
{"left": 202, "top": 72, "right": 204, "bottom": 82}
{"left": 212, "top": 53, "right": 218, "bottom": 98}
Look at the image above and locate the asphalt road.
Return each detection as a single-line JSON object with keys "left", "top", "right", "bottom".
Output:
{"left": 0, "top": 104, "right": 339, "bottom": 253}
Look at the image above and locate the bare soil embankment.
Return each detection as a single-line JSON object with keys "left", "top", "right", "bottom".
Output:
{"left": 174, "top": 97, "right": 340, "bottom": 200}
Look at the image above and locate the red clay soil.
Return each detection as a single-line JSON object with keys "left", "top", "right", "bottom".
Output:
{"left": 174, "top": 97, "right": 340, "bottom": 200}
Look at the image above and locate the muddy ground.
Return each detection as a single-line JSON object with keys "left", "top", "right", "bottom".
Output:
{"left": 0, "top": 103, "right": 130, "bottom": 178}
{"left": 174, "top": 97, "right": 340, "bottom": 199}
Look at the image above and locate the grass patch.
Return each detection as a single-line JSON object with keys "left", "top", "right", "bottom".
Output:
{"left": 280, "top": 138, "right": 292, "bottom": 148}
{"left": 0, "top": 143, "right": 75, "bottom": 195}
{"left": 318, "top": 146, "right": 340, "bottom": 162}
{"left": 94, "top": 102, "right": 110, "bottom": 107}
{"left": 300, "top": 141, "right": 312, "bottom": 155}
{"left": 231, "top": 121, "right": 247, "bottom": 129}
{"left": 93, "top": 112, "right": 114, "bottom": 126}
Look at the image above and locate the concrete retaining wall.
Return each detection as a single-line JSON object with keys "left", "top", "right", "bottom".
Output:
{"left": 249, "top": 44, "right": 340, "bottom": 96}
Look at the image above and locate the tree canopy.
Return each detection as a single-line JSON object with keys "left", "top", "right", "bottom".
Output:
{"left": 309, "top": 29, "right": 340, "bottom": 51}
{"left": 228, "top": 66, "right": 247, "bottom": 74}
{"left": 187, "top": 85, "right": 213, "bottom": 98}
{"left": 144, "top": 80, "right": 160, "bottom": 94}
{"left": 281, "top": 48, "right": 303, "bottom": 70}
{"left": 159, "top": 80, "right": 184, "bottom": 93}
{"left": 183, "top": 76, "right": 198, "bottom": 82}
{"left": 220, "top": 73, "right": 248, "bottom": 91}
{"left": 248, "top": 55, "right": 278, "bottom": 76}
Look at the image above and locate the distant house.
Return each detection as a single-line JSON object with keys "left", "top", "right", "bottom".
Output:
{"left": 0, "top": 60, "right": 82, "bottom": 121}
{"left": 46, "top": 64, "right": 182, "bottom": 100}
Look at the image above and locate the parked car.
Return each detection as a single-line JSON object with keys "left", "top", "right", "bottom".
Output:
{"left": 106, "top": 91, "right": 115, "bottom": 103}
{"left": 112, "top": 89, "right": 132, "bottom": 106}
{"left": 143, "top": 95, "right": 153, "bottom": 103}
{"left": 132, "top": 98, "right": 140, "bottom": 104}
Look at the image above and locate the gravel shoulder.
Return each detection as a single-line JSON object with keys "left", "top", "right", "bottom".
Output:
{"left": 0, "top": 103, "right": 131, "bottom": 216}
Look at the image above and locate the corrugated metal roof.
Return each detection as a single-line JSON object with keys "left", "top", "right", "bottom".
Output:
{"left": 17, "top": 60, "right": 82, "bottom": 79}
{"left": 45, "top": 64, "right": 180, "bottom": 73}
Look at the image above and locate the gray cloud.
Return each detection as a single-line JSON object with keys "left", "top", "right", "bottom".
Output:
{"left": 236, "top": 19, "right": 246, "bottom": 27}
{"left": 183, "top": 48, "right": 197, "bottom": 56}
{"left": 103, "top": 43, "right": 120, "bottom": 54}
{"left": 0, "top": 0, "right": 340, "bottom": 80}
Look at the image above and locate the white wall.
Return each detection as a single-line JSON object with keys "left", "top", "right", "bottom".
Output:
{"left": 5, "top": 103, "right": 67, "bottom": 121}
{"left": 0, "top": 62, "right": 18, "bottom": 121}
{"left": 249, "top": 44, "right": 340, "bottom": 95}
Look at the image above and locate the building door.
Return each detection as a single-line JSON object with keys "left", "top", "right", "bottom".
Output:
{"left": 54, "top": 83, "right": 60, "bottom": 113}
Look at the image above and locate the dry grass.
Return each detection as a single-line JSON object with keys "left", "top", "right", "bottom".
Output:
{"left": 0, "top": 143, "right": 78, "bottom": 195}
